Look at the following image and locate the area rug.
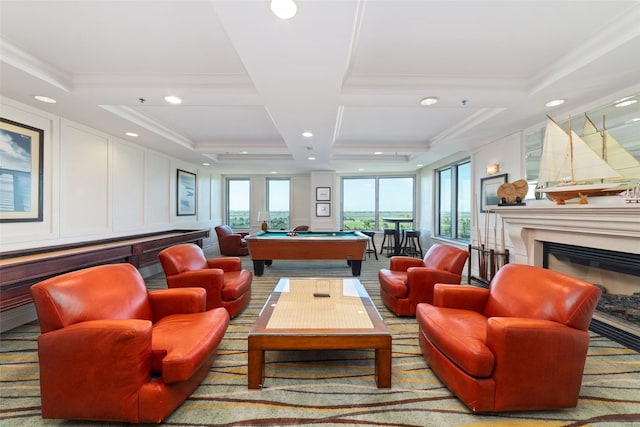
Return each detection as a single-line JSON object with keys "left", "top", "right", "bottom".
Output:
{"left": 1, "top": 255, "right": 639, "bottom": 426}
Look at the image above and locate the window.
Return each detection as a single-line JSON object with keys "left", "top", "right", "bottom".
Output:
{"left": 267, "top": 178, "right": 290, "bottom": 229}
{"left": 341, "top": 176, "right": 415, "bottom": 231}
{"left": 226, "top": 178, "right": 250, "bottom": 229}
{"left": 436, "top": 160, "right": 471, "bottom": 240}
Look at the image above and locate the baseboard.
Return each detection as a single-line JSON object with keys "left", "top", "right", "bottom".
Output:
{"left": 0, "top": 303, "right": 37, "bottom": 333}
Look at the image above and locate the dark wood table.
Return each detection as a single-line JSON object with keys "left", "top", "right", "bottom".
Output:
{"left": 382, "top": 217, "right": 414, "bottom": 256}
{"left": 248, "top": 277, "right": 392, "bottom": 389}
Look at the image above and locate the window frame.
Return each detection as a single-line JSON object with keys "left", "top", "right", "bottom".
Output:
{"left": 266, "top": 177, "right": 291, "bottom": 230}
{"left": 225, "top": 177, "right": 251, "bottom": 230}
{"left": 435, "top": 159, "right": 471, "bottom": 242}
{"left": 340, "top": 175, "right": 416, "bottom": 231}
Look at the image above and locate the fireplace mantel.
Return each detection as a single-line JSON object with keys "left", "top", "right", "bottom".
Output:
{"left": 496, "top": 201, "right": 640, "bottom": 266}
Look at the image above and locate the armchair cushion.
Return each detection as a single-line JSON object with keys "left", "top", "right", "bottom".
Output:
{"left": 379, "top": 243, "right": 469, "bottom": 316}
{"left": 152, "top": 308, "right": 228, "bottom": 383}
{"left": 416, "top": 263, "right": 601, "bottom": 412}
{"left": 159, "top": 243, "right": 252, "bottom": 318}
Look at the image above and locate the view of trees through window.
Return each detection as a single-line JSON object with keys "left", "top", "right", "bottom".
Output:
{"left": 437, "top": 161, "right": 471, "bottom": 240}
{"left": 226, "top": 178, "right": 250, "bottom": 229}
{"left": 341, "top": 176, "right": 415, "bottom": 231}
{"left": 267, "top": 178, "right": 290, "bottom": 229}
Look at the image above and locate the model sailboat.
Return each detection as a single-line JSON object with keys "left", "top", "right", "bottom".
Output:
{"left": 536, "top": 116, "right": 622, "bottom": 204}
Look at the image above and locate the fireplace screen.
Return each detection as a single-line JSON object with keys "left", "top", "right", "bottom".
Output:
{"left": 543, "top": 241, "right": 639, "bottom": 351}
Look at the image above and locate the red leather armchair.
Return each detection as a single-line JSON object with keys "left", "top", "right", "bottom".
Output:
{"left": 159, "top": 243, "right": 252, "bottom": 318}
{"left": 30, "top": 263, "right": 229, "bottom": 423}
{"left": 378, "top": 243, "right": 469, "bottom": 316}
{"left": 215, "top": 224, "right": 249, "bottom": 256}
{"left": 416, "top": 264, "right": 601, "bottom": 412}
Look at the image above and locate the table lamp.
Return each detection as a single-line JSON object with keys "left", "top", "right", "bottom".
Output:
{"left": 258, "top": 211, "right": 270, "bottom": 231}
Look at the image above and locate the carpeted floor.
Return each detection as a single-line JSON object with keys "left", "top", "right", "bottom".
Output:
{"left": 1, "top": 252, "right": 639, "bottom": 426}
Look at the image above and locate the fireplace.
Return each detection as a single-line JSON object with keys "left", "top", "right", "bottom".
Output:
{"left": 496, "top": 201, "right": 640, "bottom": 351}
{"left": 543, "top": 242, "right": 640, "bottom": 351}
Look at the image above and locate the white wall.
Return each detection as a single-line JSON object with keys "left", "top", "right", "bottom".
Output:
{"left": 0, "top": 97, "right": 222, "bottom": 253}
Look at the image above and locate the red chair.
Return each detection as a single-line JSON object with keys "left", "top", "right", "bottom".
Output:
{"left": 417, "top": 264, "right": 601, "bottom": 412}
{"left": 30, "top": 263, "right": 229, "bottom": 423}
{"left": 159, "top": 243, "right": 252, "bottom": 318}
{"left": 378, "top": 243, "right": 469, "bottom": 316}
{"left": 215, "top": 224, "right": 249, "bottom": 256}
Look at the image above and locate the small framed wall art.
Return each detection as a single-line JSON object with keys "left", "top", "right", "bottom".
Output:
{"left": 0, "top": 118, "right": 44, "bottom": 222}
{"left": 176, "top": 169, "right": 197, "bottom": 216}
{"left": 316, "top": 187, "right": 331, "bottom": 201}
{"left": 480, "top": 173, "right": 508, "bottom": 212}
{"left": 316, "top": 202, "right": 330, "bottom": 217}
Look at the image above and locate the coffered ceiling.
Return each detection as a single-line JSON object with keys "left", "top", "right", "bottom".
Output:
{"left": 2, "top": 0, "right": 640, "bottom": 174}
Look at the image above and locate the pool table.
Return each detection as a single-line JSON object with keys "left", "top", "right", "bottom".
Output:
{"left": 244, "top": 230, "right": 368, "bottom": 276}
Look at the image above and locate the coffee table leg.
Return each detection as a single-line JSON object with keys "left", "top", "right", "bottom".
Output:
{"left": 375, "top": 346, "right": 392, "bottom": 388}
{"left": 248, "top": 346, "right": 264, "bottom": 389}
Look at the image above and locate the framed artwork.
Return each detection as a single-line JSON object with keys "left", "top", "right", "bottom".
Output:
{"left": 0, "top": 118, "right": 44, "bottom": 222}
{"left": 316, "top": 187, "right": 331, "bottom": 201}
{"left": 480, "top": 173, "right": 508, "bottom": 212}
{"left": 176, "top": 169, "right": 197, "bottom": 216}
{"left": 316, "top": 202, "right": 330, "bottom": 217}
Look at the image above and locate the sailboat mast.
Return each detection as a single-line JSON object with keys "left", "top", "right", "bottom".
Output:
{"left": 569, "top": 115, "right": 574, "bottom": 180}
{"left": 602, "top": 115, "right": 607, "bottom": 161}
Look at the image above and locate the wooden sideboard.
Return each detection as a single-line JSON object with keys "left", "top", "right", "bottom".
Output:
{"left": 0, "top": 229, "right": 210, "bottom": 312}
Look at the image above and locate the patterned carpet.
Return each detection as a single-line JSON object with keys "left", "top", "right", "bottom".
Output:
{"left": 1, "top": 253, "right": 639, "bottom": 426}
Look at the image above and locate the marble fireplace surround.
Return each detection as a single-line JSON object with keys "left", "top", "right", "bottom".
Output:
{"left": 496, "top": 200, "right": 640, "bottom": 348}
{"left": 496, "top": 201, "right": 639, "bottom": 267}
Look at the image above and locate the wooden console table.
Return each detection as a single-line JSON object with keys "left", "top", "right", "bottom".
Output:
{"left": 0, "top": 229, "right": 210, "bottom": 312}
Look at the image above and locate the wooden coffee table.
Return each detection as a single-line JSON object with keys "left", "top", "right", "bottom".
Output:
{"left": 248, "top": 277, "right": 391, "bottom": 389}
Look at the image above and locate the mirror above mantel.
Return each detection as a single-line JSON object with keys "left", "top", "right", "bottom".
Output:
{"left": 525, "top": 93, "right": 640, "bottom": 199}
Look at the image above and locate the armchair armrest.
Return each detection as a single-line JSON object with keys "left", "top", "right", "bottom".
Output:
{"left": 238, "top": 232, "right": 249, "bottom": 238}
{"left": 486, "top": 317, "right": 591, "bottom": 408}
{"left": 221, "top": 234, "right": 244, "bottom": 244}
{"left": 404, "top": 268, "right": 463, "bottom": 306}
{"left": 433, "top": 284, "right": 489, "bottom": 311}
{"left": 37, "top": 319, "right": 152, "bottom": 415}
{"left": 389, "top": 256, "right": 425, "bottom": 272}
{"left": 148, "top": 288, "right": 206, "bottom": 321}
{"left": 207, "top": 257, "right": 242, "bottom": 272}
{"left": 166, "top": 269, "right": 225, "bottom": 289}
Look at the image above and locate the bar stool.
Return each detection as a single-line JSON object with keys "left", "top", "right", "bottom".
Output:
{"left": 380, "top": 228, "right": 396, "bottom": 256}
{"left": 402, "top": 229, "right": 423, "bottom": 258}
{"left": 360, "top": 230, "right": 378, "bottom": 260}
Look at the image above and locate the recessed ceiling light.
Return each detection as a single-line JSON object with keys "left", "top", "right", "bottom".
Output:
{"left": 358, "top": 168, "right": 365, "bottom": 171}
{"left": 545, "top": 99, "right": 565, "bottom": 107}
{"left": 271, "top": 171, "right": 278, "bottom": 174}
{"left": 416, "top": 164, "right": 424, "bottom": 168}
{"left": 374, "top": 151, "right": 382, "bottom": 155}
{"left": 302, "top": 131, "right": 313, "bottom": 138}
{"left": 164, "top": 95, "right": 182, "bottom": 105}
{"left": 615, "top": 99, "right": 637, "bottom": 108}
{"left": 34, "top": 95, "right": 56, "bottom": 104}
{"left": 308, "top": 156, "right": 316, "bottom": 160}
{"left": 271, "top": 0, "right": 297, "bottom": 19}
{"left": 125, "top": 132, "right": 138, "bottom": 137}
{"left": 202, "top": 162, "right": 210, "bottom": 166}
{"left": 420, "top": 97, "right": 439, "bottom": 106}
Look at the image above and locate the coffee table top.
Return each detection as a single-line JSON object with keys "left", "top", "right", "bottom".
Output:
{"left": 251, "top": 277, "right": 388, "bottom": 334}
